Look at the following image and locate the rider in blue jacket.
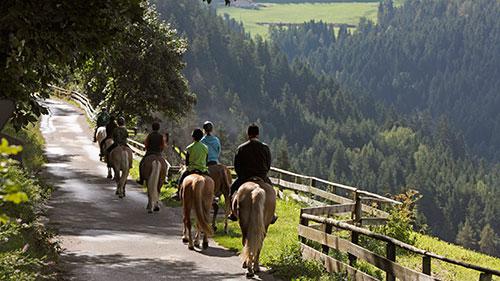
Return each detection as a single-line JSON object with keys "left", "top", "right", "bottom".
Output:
{"left": 201, "top": 121, "right": 221, "bottom": 166}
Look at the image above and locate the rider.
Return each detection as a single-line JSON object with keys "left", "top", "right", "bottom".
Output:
{"left": 101, "top": 116, "right": 117, "bottom": 152}
{"left": 93, "top": 107, "right": 110, "bottom": 142}
{"left": 106, "top": 116, "right": 129, "bottom": 154}
{"left": 136, "top": 122, "right": 166, "bottom": 185}
{"left": 172, "top": 128, "right": 209, "bottom": 200}
{"left": 201, "top": 121, "right": 221, "bottom": 166}
{"left": 228, "top": 124, "right": 277, "bottom": 223}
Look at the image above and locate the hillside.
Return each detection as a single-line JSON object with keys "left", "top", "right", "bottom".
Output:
{"left": 213, "top": 196, "right": 500, "bottom": 280}
{"left": 153, "top": 0, "right": 499, "bottom": 257}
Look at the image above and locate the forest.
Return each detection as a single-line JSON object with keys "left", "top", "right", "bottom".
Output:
{"left": 152, "top": 0, "right": 499, "bottom": 256}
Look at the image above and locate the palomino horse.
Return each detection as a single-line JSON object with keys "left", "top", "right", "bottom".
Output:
{"left": 180, "top": 174, "right": 215, "bottom": 250}
{"left": 233, "top": 178, "right": 276, "bottom": 277}
{"left": 208, "top": 164, "right": 232, "bottom": 233}
{"left": 96, "top": 126, "right": 107, "bottom": 161}
{"left": 108, "top": 145, "right": 133, "bottom": 198}
{"left": 140, "top": 154, "right": 169, "bottom": 213}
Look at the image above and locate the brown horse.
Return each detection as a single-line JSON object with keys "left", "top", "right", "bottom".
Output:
{"left": 140, "top": 155, "right": 169, "bottom": 213}
{"left": 208, "top": 164, "right": 232, "bottom": 233}
{"left": 108, "top": 145, "right": 133, "bottom": 198}
{"left": 180, "top": 174, "right": 215, "bottom": 250}
{"left": 233, "top": 178, "right": 276, "bottom": 277}
{"left": 102, "top": 138, "right": 114, "bottom": 179}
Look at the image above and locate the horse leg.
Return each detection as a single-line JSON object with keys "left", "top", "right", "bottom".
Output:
{"left": 183, "top": 201, "right": 194, "bottom": 250}
{"left": 107, "top": 167, "right": 113, "bottom": 179}
{"left": 194, "top": 225, "right": 200, "bottom": 248}
{"left": 146, "top": 184, "right": 153, "bottom": 213}
{"left": 202, "top": 231, "right": 209, "bottom": 249}
{"left": 254, "top": 248, "right": 262, "bottom": 273}
{"left": 223, "top": 193, "right": 231, "bottom": 233}
{"left": 212, "top": 201, "right": 219, "bottom": 232}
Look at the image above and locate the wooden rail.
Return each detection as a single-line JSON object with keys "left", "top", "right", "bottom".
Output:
{"left": 299, "top": 212, "right": 500, "bottom": 281}
{"left": 51, "top": 85, "right": 150, "bottom": 160}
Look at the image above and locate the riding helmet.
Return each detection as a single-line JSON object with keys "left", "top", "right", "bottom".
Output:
{"left": 203, "top": 121, "right": 214, "bottom": 132}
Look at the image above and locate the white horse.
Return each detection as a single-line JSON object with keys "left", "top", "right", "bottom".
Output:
{"left": 141, "top": 155, "right": 169, "bottom": 213}
{"left": 96, "top": 126, "right": 107, "bottom": 161}
{"left": 108, "top": 145, "right": 133, "bottom": 198}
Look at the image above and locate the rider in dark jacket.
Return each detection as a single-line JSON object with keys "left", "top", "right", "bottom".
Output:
{"left": 93, "top": 107, "right": 110, "bottom": 142}
{"left": 137, "top": 122, "right": 166, "bottom": 185}
{"left": 228, "top": 124, "right": 277, "bottom": 223}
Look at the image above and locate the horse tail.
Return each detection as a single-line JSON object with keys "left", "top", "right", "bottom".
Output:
{"left": 119, "top": 149, "right": 129, "bottom": 188}
{"left": 194, "top": 177, "right": 213, "bottom": 236}
{"left": 242, "top": 187, "right": 266, "bottom": 263}
{"left": 148, "top": 160, "right": 161, "bottom": 203}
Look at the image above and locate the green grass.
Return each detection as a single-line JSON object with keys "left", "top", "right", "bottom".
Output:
{"left": 399, "top": 234, "right": 500, "bottom": 281}
{"left": 2, "top": 122, "right": 46, "bottom": 173}
{"left": 212, "top": 194, "right": 500, "bottom": 280}
{"left": 213, "top": 193, "right": 304, "bottom": 261}
{"left": 217, "top": 2, "right": 379, "bottom": 37}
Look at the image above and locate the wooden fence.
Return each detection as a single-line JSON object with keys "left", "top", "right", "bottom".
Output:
{"left": 54, "top": 86, "right": 499, "bottom": 281}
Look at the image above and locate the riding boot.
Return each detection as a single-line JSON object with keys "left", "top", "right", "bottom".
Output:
{"left": 271, "top": 214, "right": 278, "bottom": 224}
{"left": 227, "top": 192, "right": 238, "bottom": 221}
{"left": 171, "top": 187, "right": 181, "bottom": 201}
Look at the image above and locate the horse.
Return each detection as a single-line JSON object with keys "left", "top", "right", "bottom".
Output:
{"left": 232, "top": 178, "right": 276, "bottom": 277}
{"left": 140, "top": 154, "right": 169, "bottom": 213}
{"left": 180, "top": 173, "right": 215, "bottom": 250}
{"left": 95, "top": 126, "right": 107, "bottom": 161}
{"left": 102, "top": 138, "right": 115, "bottom": 179}
{"left": 108, "top": 145, "right": 133, "bottom": 198}
{"left": 208, "top": 164, "right": 232, "bottom": 233}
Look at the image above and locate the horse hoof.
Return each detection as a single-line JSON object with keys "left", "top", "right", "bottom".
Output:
{"left": 246, "top": 271, "right": 254, "bottom": 278}
{"left": 188, "top": 245, "right": 195, "bottom": 250}
{"left": 115, "top": 190, "right": 119, "bottom": 195}
{"left": 202, "top": 241, "right": 209, "bottom": 249}
{"left": 107, "top": 175, "right": 112, "bottom": 179}
{"left": 212, "top": 225, "right": 217, "bottom": 232}
{"left": 242, "top": 261, "right": 247, "bottom": 269}
{"left": 182, "top": 237, "right": 189, "bottom": 243}
{"left": 254, "top": 266, "right": 261, "bottom": 273}
{"left": 153, "top": 206, "right": 160, "bottom": 212}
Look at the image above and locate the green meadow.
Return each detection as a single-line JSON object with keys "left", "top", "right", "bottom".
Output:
{"left": 217, "top": 2, "right": 379, "bottom": 37}
{"left": 212, "top": 194, "right": 500, "bottom": 280}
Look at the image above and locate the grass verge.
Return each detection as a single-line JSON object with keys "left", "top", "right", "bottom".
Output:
{"left": 212, "top": 191, "right": 500, "bottom": 280}
{"left": 1, "top": 123, "right": 59, "bottom": 281}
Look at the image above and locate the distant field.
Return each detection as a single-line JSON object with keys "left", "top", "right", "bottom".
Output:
{"left": 217, "top": 2, "right": 379, "bottom": 37}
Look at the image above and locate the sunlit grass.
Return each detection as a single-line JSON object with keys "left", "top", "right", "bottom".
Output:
{"left": 217, "top": 2, "right": 378, "bottom": 38}
{"left": 213, "top": 193, "right": 304, "bottom": 264}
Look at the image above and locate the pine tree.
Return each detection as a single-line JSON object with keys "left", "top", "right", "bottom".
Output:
{"left": 479, "top": 224, "right": 498, "bottom": 256}
{"left": 456, "top": 219, "right": 477, "bottom": 250}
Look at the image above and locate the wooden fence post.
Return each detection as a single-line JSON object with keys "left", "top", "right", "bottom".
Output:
{"left": 386, "top": 242, "right": 396, "bottom": 281}
{"left": 348, "top": 230, "right": 359, "bottom": 266}
{"left": 299, "top": 210, "right": 309, "bottom": 243}
{"left": 479, "top": 273, "right": 492, "bottom": 281}
{"left": 423, "top": 255, "right": 431, "bottom": 275}
{"left": 352, "top": 191, "right": 362, "bottom": 226}
{"left": 322, "top": 223, "right": 333, "bottom": 255}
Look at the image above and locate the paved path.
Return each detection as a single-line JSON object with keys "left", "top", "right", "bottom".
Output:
{"left": 41, "top": 99, "right": 273, "bottom": 281}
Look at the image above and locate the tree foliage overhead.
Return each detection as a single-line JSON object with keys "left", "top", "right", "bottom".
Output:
{"left": 80, "top": 7, "right": 195, "bottom": 123}
{"left": 0, "top": 0, "right": 144, "bottom": 129}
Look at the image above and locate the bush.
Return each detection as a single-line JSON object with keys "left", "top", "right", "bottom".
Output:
{"left": 268, "top": 243, "right": 324, "bottom": 280}
{"left": 0, "top": 139, "right": 58, "bottom": 280}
